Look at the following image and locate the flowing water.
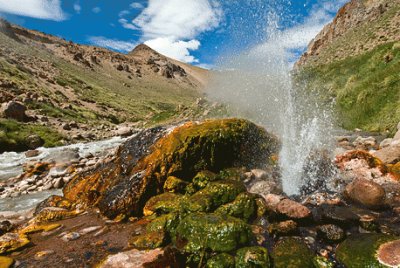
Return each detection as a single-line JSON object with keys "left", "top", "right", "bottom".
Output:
{"left": 208, "top": 2, "right": 336, "bottom": 195}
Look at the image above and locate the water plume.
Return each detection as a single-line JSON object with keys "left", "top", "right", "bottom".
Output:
{"left": 207, "top": 1, "right": 336, "bottom": 195}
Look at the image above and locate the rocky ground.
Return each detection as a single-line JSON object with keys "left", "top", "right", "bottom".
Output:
{"left": 0, "top": 118, "right": 399, "bottom": 267}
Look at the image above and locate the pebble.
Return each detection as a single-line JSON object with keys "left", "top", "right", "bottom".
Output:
{"left": 61, "top": 232, "right": 81, "bottom": 242}
{"left": 34, "top": 250, "right": 55, "bottom": 260}
{"left": 79, "top": 226, "right": 102, "bottom": 235}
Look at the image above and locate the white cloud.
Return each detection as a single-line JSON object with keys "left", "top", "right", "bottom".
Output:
{"left": 0, "top": 0, "right": 66, "bottom": 21}
{"left": 119, "top": 0, "right": 222, "bottom": 63}
{"left": 92, "top": 7, "right": 101, "bottom": 14}
{"left": 73, "top": 3, "right": 81, "bottom": 14}
{"left": 145, "top": 38, "right": 201, "bottom": 63}
{"left": 88, "top": 36, "right": 137, "bottom": 52}
{"left": 130, "top": 3, "right": 144, "bottom": 9}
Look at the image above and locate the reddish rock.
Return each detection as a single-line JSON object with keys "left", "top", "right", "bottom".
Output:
{"left": 99, "top": 248, "right": 167, "bottom": 268}
{"left": 344, "top": 178, "right": 386, "bottom": 209}
{"left": 377, "top": 240, "right": 400, "bottom": 267}
{"left": 275, "top": 199, "right": 311, "bottom": 219}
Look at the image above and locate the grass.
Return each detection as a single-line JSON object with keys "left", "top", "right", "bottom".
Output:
{"left": 296, "top": 41, "right": 400, "bottom": 134}
{"left": 0, "top": 119, "right": 64, "bottom": 152}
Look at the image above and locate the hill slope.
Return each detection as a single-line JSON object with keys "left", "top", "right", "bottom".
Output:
{"left": 295, "top": 0, "right": 400, "bottom": 134}
{"left": 0, "top": 20, "right": 214, "bottom": 152}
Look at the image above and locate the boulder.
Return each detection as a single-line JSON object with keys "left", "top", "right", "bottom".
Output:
{"left": 275, "top": 199, "right": 311, "bottom": 220}
{"left": 373, "top": 144, "right": 400, "bottom": 164}
{"left": 344, "top": 178, "right": 386, "bottom": 209}
{"left": 336, "top": 234, "right": 399, "bottom": 268}
{"left": 26, "top": 134, "right": 44, "bottom": 149}
{"left": 206, "top": 253, "right": 235, "bottom": 268}
{"left": 235, "top": 247, "right": 270, "bottom": 268}
{"left": 0, "top": 101, "right": 27, "bottom": 121}
{"left": 63, "top": 119, "right": 279, "bottom": 219}
{"left": 272, "top": 237, "right": 315, "bottom": 268}
{"left": 99, "top": 248, "right": 170, "bottom": 268}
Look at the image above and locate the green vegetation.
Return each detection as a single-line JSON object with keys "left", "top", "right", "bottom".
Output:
{"left": 0, "top": 119, "right": 63, "bottom": 152}
{"left": 296, "top": 41, "right": 400, "bottom": 134}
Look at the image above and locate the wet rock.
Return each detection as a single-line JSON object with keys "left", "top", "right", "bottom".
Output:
{"left": 0, "top": 101, "right": 27, "bottom": 121}
{"left": 206, "top": 253, "right": 235, "bottom": 268}
{"left": 146, "top": 213, "right": 180, "bottom": 234}
{"left": 275, "top": 199, "right": 311, "bottom": 220}
{"left": 64, "top": 119, "right": 279, "bottom": 219}
{"left": 317, "top": 224, "right": 345, "bottom": 242}
{"left": 0, "top": 232, "right": 30, "bottom": 254}
{"left": 192, "top": 170, "right": 218, "bottom": 190}
{"left": 0, "top": 256, "right": 14, "bottom": 268}
{"left": 34, "top": 195, "right": 73, "bottom": 215}
{"left": 0, "top": 221, "right": 13, "bottom": 236}
{"left": 336, "top": 234, "right": 398, "bottom": 268}
{"left": 344, "top": 178, "right": 386, "bottom": 209}
{"left": 268, "top": 220, "right": 298, "bottom": 236}
{"left": 174, "top": 212, "right": 252, "bottom": 254}
{"left": 235, "top": 246, "right": 270, "bottom": 268}
{"left": 313, "top": 204, "right": 360, "bottom": 224}
{"left": 25, "top": 150, "right": 40, "bottom": 158}
{"left": 163, "top": 176, "right": 189, "bottom": 193}
{"left": 272, "top": 237, "right": 315, "bottom": 268}
{"left": 215, "top": 192, "right": 257, "bottom": 220}
{"left": 130, "top": 230, "right": 166, "bottom": 249}
{"left": 143, "top": 193, "right": 183, "bottom": 216}
{"left": 377, "top": 239, "right": 400, "bottom": 267}
{"left": 99, "top": 248, "right": 166, "bottom": 268}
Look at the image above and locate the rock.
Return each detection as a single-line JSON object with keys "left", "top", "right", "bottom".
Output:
{"left": 317, "top": 224, "right": 345, "bottom": 242}
{"left": 64, "top": 119, "right": 279, "bottom": 219}
{"left": 272, "top": 237, "right": 315, "bottom": 268}
{"left": 163, "top": 176, "right": 189, "bottom": 193}
{"left": 206, "top": 253, "right": 235, "bottom": 268}
{"left": 0, "top": 101, "right": 27, "bottom": 121}
{"left": 115, "top": 126, "right": 132, "bottom": 137}
{"left": 336, "top": 234, "right": 399, "bottom": 268}
{"left": 174, "top": 212, "right": 252, "bottom": 254}
{"left": 0, "top": 232, "right": 30, "bottom": 254}
{"left": 62, "top": 123, "right": 71, "bottom": 131}
{"left": 99, "top": 248, "right": 167, "bottom": 268}
{"left": 215, "top": 192, "right": 257, "bottom": 220}
{"left": 353, "top": 136, "right": 377, "bottom": 150}
{"left": 235, "top": 247, "right": 270, "bottom": 268}
{"left": 0, "top": 256, "right": 14, "bottom": 268}
{"left": 143, "top": 193, "right": 182, "bottom": 216}
{"left": 267, "top": 220, "right": 298, "bottom": 236}
{"left": 344, "top": 178, "right": 386, "bottom": 209}
{"left": 380, "top": 138, "right": 393, "bottom": 148}
{"left": 0, "top": 221, "right": 13, "bottom": 236}
{"left": 129, "top": 230, "right": 166, "bottom": 249}
{"left": 275, "top": 199, "right": 311, "bottom": 220}
{"left": 24, "top": 134, "right": 44, "bottom": 149}
{"left": 373, "top": 143, "right": 400, "bottom": 164}
{"left": 25, "top": 150, "right": 40, "bottom": 158}
{"left": 61, "top": 232, "right": 81, "bottom": 242}
{"left": 34, "top": 250, "right": 55, "bottom": 260}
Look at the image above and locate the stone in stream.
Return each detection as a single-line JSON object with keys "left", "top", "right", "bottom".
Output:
{"left": 63, "top": 119, "right": 279, "bottom": 219}
{"left": 275, "top": 198, "right": 311, "bottom": 220}
{"left": 317, "top": 224, "right": 345, "bottom": 242}
{"left": 344, "top": 178, "right": 386, "bottom": 209}
{"left": 235, "top": 246, "right": 270, "bottom": 268}
{"left": 336, "top": 234, "right": 400, "bottom": 268}
{"left": 272, "top": 237, "right": 315, "bottom": 268}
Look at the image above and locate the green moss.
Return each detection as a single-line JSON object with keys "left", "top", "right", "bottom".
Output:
{"left": 143, "top": 193, "right": 183, "bottom": 216}
{"left": 163, "top": 176, "right": 189, "bottom": 193}
{"left": 272, "top": 237, "right": 315, "bottom": 268}
{"left": 182, "top": 180, "right": 246, "bottom": 213}
{"left": 192, "top": 170, "right": 218, "bottom": 190}
{"left": 129, "top": 230, "right": 166, "bottom": 249}
{"left": 0, "top": 119, "right": 63, "bottom": 152}
{"left": 313, "top": 256, "right": 334, "bottom": 268}
{"left": 219, "top": 168, "right": 247, "bottom": 181}
{"left": 174, "top": 212, "right": 253, "bottom": 254}
{"left": 206, "top": 253, "right": 235, "bottom": 268}
{"left": 336, "top": 234, "right": 398, "bottom": 268}
{"left": 235, "top": 247, "right": 270, "bottom": 268}
{"left": 215, "top": 192, "right": 257, "bottom": 220}
{"left": 146, "top": 212, "right": 180, "bottom": 234}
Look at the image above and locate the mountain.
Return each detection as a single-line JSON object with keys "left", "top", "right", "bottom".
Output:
{"left": 295, "top": 0, "right": 400, "bottom": 134}
{"left": 0, "top": 19, "right": 215, "bottom": 152}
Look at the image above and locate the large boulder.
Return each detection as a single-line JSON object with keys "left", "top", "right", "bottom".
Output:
{"left": 344, "top": 178, "right": 386, "bottom": 209}
{"left": 336, "top": 234, "right": 400, "bottom": 268}
{"left": 63, "top": 119, "right": 279, "bottom": 219}
{"left": 0, "top": 101, "right": 27, "bottom": 122}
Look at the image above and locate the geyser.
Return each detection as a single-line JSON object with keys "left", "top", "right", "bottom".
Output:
{"left": 207, "top": 2, "right": 335, "bottom": 195}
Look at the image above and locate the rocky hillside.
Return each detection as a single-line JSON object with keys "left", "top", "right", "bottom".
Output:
{"left": 295, "top": 0, "right": 400, "bottom": 134}
{"left": 0, "top": 19, "right": 217, "bottom": 152}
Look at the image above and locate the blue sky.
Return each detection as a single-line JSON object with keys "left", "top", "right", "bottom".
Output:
{"left": 0, "top": 0, "right": 348, "bottom": 67}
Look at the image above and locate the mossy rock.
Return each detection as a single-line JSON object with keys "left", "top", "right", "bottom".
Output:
{"left": 129, "top": 230, "right": 167, "bottom": 249}
{"left": 235, "top": 247, "right": 270, "bottom": 268}
{"left": 336, "top": 234, "right": 399, "bottom": 268}
{"left": 64, "top": 119, "right": 279, "bottom": 219}
{"left": 207, "top": 253, "right": 236, "bottom": 268}
{"left": 174, "top": 212, "right": 253, "bottom": 254}
{"left": 215, "top": 192, "right": 257, "bottom": 220}
{"left": 219, "top": 168, "right": 247, "bottom": 181}
{"left": 182, "top": 180, "right": 246, "bottom": 213}
{"left": 272, "top": 237, "right": 315, "bottom": 268}
{"left": 146, "top": 212, "right": 180, "bottom": 234}
{"left": 163, "top": 176, "right": 189, "bottom": 193}
{"left": 192, "top": 170, "right": 218, "bottom": 190}
{"left": 143, "top": 193, "right": 183, "bottom": 216}
{"left": 313, "top": 256, "right": 334, "bottom": 268}
{"left": 0, "top": 256, "right": 14, "bottom": 268}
